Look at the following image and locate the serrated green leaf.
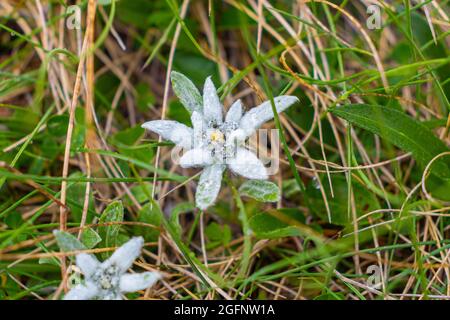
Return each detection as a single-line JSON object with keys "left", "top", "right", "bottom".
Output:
{"left": 170, "top": 71, "right": 202, "bottom": 114}
{"left": 81, "top": 228, "right": 102, "bottom": 249}
{"left": 239, "top": 180, "right": 281, "bottom": 202}
{"left": 53, "top": 230, "right": 85, "bottom": 252}
{"left": 330, "top": 104, "right": 450, "bottom": 178}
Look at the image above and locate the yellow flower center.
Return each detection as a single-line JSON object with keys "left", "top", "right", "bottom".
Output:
{"left": 210, "top": 130, "right": 224, "bottom": 143}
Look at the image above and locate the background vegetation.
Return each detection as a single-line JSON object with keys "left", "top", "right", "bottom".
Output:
{"left": 0, "top": 0, "right": 449, "bottom": 300}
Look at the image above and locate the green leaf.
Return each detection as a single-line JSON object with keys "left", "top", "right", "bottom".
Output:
{"left": 111, "top": 125, "right": 144, "bottom": 146}
{"left": 248, "top": 209, "right": 305, "bottom": 239}
{"left": 136, "top": 203, "right": 162, "bottom": 241}
{"left": 41, "top": 136, "right": 60, "bottom": 160}
{"left": 135, "top": 82, "right": 155, "bottom": 111}
{"left": 71, "top": 108, "right": 86, "bottom": 151}
{"left": 116, "top": 0, "right": 170, "bottom": 29}
{"left": 239, "top": 180, "right": 281, "bottom": 202}
{"left": 282, "top": 179, "right": 302, "bottom": 198}
{"left": 169, "top": 202, "right": 196, "bottom": 236}
{"left": 170, "top": 71, "right": 202, "bottom": 114}
{"left": 111, "top": 125, "right": 151, "bottom": 164}
{"left": 172, "top": 53, "right": 218, "bottom": 85}
{"left": 81, "top": 228, "right": 102, "bottom": 249}
{"left": 330, "top": 104, "right": 450, "bottom": 178}
{"left": 53, "top": 230, "right": 85, "bottom": 252}
{"left": 168, "top": 101, "right": 191, "bottom": 125}
{"left": 425, "top": 175, "right": 450, "bottom": 201}
{"left": 98, "top": 201, "right": 124, "bottom": 257}
{"left": 123, "top": 183, "right": 153, "bottom": 206}
{"left": 38, "top": 257, "right": 60, "bottom": 267}
{"left": 314, "top": 293, "right": 345, "bottom": 300}
{"left": 47, "top": 114, "right": 68, "bottom": 136}
{"left": 205, "top": 222, "right": 231, "bottom": 250}
{"left": 306, "top": 175, "right": 380, "bottom": 226}
{"left": 5, "top": 211, "right": 23, "bottom": 229}
{"left": 98, "top": 0, "right": 114, "bottom": 5}
{"left": 66, "top": 172, "right": 95, "bottom": 224}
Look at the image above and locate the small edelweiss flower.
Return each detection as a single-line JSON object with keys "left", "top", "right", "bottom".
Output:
{"left": 64, "top": 237, "right": 161, "bottom": 300}
{"left": 142, "top": 72, "right": 298, "bottom": 210}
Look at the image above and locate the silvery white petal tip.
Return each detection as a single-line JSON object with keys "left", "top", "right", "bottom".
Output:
{"left": 272, "top": 95, "right": 299, "bottom": 112}
{"left": 195, "top": 165, "right": 225, "bottom": 210}
{"left": 203, "top": 76, "right": 223, "bottom": 124}
{"left": 107, "top": 236, "right": 144, "bottom": 273}
{"left": 225, "top": 99, "right": 243, "bottom": 123}
{"left": 142, "top": 120, "right": 193, "bottom": 149}
{"left": 191, "top": 111, "right": 204, "bottom": 125}
{"left": 278, "top": 95, "right": 299, "bottom": 103}
{"left": 228, "top": 148, "right": 268, "bottom": 180}
{"left": 119, "top": 272, "right": 162, "bottom": 293}
{"left": 64, "top": 282, "right": 98, "bottom": 300}
{"left": 179, "top": 148, "right": 213, "bottom": 168}
{"left": 239, "top": 95, "right": 299, "bottom": 138}
{"left": 141, "top": 121, "right": 157, "bottom": 130}
{"left": 191, "top": 112, "right": 207, "bottom": 148}
{"left": 76, "top": 253, "right": 99, "bottom": 277}
{"left": 225, "top": 128, "right": 246, "bottom": 146}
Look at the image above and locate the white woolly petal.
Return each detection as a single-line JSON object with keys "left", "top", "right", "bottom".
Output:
{"left": 225, "top": 128, "right": 246, "bottom": 148}
{"left": 63, "top": 282, "right": 98, "bottom": 300}
{"left": 203, "top": 77, "right": 223, "bottom": 125}
{"left": 119, "top": 272, "right": 162, "bottom": 293}
{"left": 228, "top": 148, "right": 268, "bottom": 180}
{"left": 142, "top": 120, "right": 193, "bottom": 149}
{"left": 195, "top": 165, "right": 225, "bottom": 210}
{"left": 105, "top": 237, "right": 144, "bottom": 273}
{"left": 179, "top": 148, "right": 213, "bottom": 168}
{"left": 102, "top": 293, "right": 123, "bottom": 300}
{"left": 191, "top": 111, "right": 206, "bottom": 148}
{"left": 76, "top": 253, "right": 99, "bottom": 278}
{"left": 239, "top": 96, "right": 299, "bottom": 137}
{"left": 225, "top": 99, "right": 243, "bottom": 123}
{"left": 191, "top": 111, "right": 205, "bottom": 133}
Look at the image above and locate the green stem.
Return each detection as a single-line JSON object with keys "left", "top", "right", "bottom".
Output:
{"left": 226, "top": 175, "right": 252, "bottom": 284}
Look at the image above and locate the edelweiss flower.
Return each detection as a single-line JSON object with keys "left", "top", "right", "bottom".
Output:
{"left": 142, "top": 72, "right": 298, "bottom": 209}
{"left": 64, "top": 237, "right": 161, "bottom": 300}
